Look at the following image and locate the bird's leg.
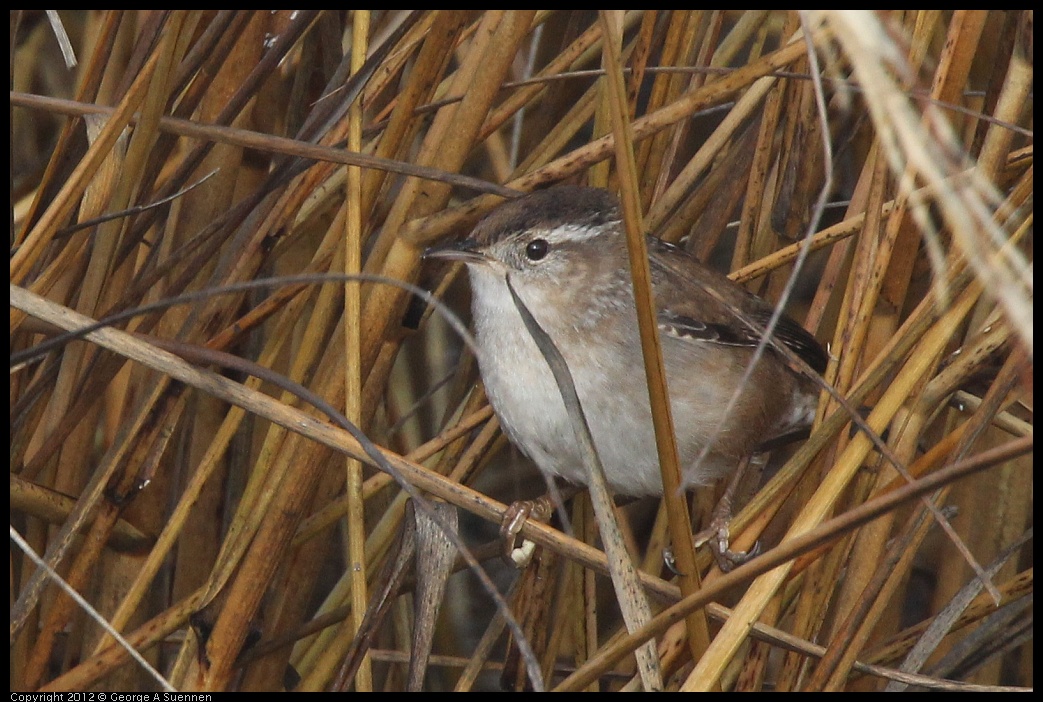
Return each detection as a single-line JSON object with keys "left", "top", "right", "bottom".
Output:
{"left": 499, "top": 483, "right": 581, "bottom": 566}
{"left": 500, "top": 498, "right": 552, "bottom": 566}
{"left": 699, "top": 454, "right": 763, "bottom": 572}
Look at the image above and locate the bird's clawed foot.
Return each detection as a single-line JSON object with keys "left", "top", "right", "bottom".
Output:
{"left": 499, "top": 497, "right": 553, "bottom": 567}
{"left": 707, "top": 517, "right": 761, "bottom": 572}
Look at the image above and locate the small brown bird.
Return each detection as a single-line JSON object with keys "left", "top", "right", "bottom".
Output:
{"left": 427, "top": 185, "right": 826, "bottom": 499}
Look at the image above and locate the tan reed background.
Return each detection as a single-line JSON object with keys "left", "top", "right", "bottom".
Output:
{"left": 10, "top": 10, "right": 1032, "bottom": 692}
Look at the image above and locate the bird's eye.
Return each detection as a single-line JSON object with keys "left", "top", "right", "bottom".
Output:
{"left": 525, "top": 238, "right": 550, "bottom": 261}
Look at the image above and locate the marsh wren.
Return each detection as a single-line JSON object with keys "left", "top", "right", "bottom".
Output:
{"left": 426, "top": 185, "right": 826, "bottom": 499}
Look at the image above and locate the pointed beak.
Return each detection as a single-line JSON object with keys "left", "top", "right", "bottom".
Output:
{"left": 423, "top": 239, "right": 488, "bottom": 264}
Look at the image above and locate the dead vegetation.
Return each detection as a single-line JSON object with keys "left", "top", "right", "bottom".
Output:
{"left": 10, "top": 10, "right": 1033, "bottom": 692}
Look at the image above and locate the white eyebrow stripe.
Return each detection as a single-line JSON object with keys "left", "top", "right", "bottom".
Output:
{"left": 527, "top": 221, "right": 621, "bottom": 244}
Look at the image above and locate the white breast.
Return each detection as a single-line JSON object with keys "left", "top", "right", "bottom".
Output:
{"left": 466, "top": 266, "right": 734, "bottom": 496}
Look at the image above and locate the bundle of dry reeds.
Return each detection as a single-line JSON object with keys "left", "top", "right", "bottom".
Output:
{"left": 10, "top": 10, "right": 1032, "bottom": 692}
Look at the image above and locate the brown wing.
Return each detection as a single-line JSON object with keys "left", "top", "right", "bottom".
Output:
{"left": 649, "top": 237, "right": 827, "bottom": 374}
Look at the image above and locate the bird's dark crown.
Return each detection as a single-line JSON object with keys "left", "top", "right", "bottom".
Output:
{"left": 471, "top": 186, "right": 621, "bottom": 246}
